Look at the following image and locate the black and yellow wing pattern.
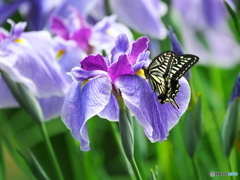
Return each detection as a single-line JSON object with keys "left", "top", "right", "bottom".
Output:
{"left": 144, "top": 51, "right": 199, "bottom": 109}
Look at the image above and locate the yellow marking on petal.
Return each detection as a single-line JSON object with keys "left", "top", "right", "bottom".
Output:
{"left": 135, "top": 69, "right": 145, "bottom": 78}
{"left": 82, "top": 79, "right": 90, "bottom": 87}
{"left": 106, "top": 28, "right": 118, "bottom": 36}
{"left": 56, "top": 49, "right": 66, "bottom": 59}
{"left": 14, "top": 38, "right": 28, "bottom": 45}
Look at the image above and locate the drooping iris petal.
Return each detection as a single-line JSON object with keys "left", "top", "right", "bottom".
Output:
{"left": 128, "top": 36, "right": 149, "bottom": 64}
{"left": 156, "top": 77, "right": 190, "bottom": 131}
{"left": 108, "top": 54, "right": 134, "bottom": 82}
{"left": 81, "top": 54, "right": 108, "bottom": 71}
{"left": 116, "top": 75, "right": 169, "bottom": 142}
{"left": 38, "top": 96, "right": 65, "bottom": 120}
{"left": 109, "top": 0, "right": 168, "bottom": 39}
{"left": 117, "top": 75, "right": 190, "bottom": 142}
{"left": 0, "top": 31, "right": 68, "bottom": 98}
{"left": 61, "top": 77, "right": 112, "bottom": 151}
{"left": 98, "top": 94, "right": 119, "bottom": 121}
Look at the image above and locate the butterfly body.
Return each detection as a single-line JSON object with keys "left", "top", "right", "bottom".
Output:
{"left": 144, "top": 51, "right": 199, "bottom": 109}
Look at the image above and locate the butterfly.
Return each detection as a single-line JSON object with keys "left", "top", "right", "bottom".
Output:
{"left": 143, "top": 51, "right": 199, "bottom": 109}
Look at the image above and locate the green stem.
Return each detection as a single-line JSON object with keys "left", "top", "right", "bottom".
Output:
{"left": 0, "top": 133, "right": 5, "bottom": 180}
{"left": 228, "top": 158, "right": 234, "bottom": 180}
{"left": 39, "top": 122, "right": 64, "bottom": 180}
{"left": 192, "top": 157, "right": 201, "bottom": 180}
{"left": 128, "top": 157, "right": 142, "bottom": 180}
{"left": 110, "top": 123, "right": 135, "bottom": 180}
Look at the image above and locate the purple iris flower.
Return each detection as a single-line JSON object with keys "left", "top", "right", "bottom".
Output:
{"left": 0, "top": 20, "right": 68, "bottom": 119}
{"left": 51, "top": 8, "right": 133, "bottom": 55}
{"left": 109, "top": 0, "right": 168, "bottom": 39}
{"left": 61, "top": 34, "right": 191, "bottom": 151}
{"left": 172, "top": 0, "right": 240, "bottom": 67}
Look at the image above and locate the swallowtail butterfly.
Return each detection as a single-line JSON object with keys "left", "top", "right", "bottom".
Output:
{"left": 143, "top": 51, "right": 199, "bottom": 109}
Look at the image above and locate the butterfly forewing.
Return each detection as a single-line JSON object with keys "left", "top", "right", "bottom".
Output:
{"left": 148, "top": 51, "right": 176, "bottom": 78}
{"left": 171, "top": 54, "right": 199, "bottom": 80}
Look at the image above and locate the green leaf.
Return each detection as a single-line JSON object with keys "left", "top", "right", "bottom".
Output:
{"left": 18, "top": 150, "right": 50, "bottom": 180}
{"left": 184, "top": 95, "right": 202, "bottom": 157}
{"left": 224, "top": 0, "right": 240, "bottom": 43}
{"left": 119, "top": 109, "right": 134, "bottom": 159}
{"left": 150, "top": 169, "right": 156, "bottom": 180}
{"left": 221, "top": 98, "right": 239, "bottom": 157}
{"left": 0, "top": 70, "right": 44, "bottom": 124}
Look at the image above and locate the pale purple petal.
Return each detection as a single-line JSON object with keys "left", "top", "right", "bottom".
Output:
{"left": 53, "top": 37, "right": 87, "bottom": 83}
{"left": 202, "top": 0, "right": 226, "bottom": 28}
{"left": 81, "top": 54, "right": 108, "bottom": 71}
{"left": 108, "top": 54, "right": 134, "bottom": 82}
{"left": 90, "top": 16, "right": 133, "bottom": 55}
{"left": 70, "top": 67, "right": 108, "bottom": 82}
{"left": 0, "top": 31, "right": 68, "bottom": 98}
{"left": 0, "top": 74, "right": 18, "bottom": 108}
{"left": 61, "top": 77, "right": 112, "bottom": 151}
{"left": 98, "top": 94, "right": 119, "bottom": 121}
{"left": 109, "top": 0, "right": 167, "bottom": 39}
{"left": 132, "top": 51, "right": 150, "bottom": 72}
{"left": 8, "top": 20, "right": 27, "bottom": 38}
{"left": 39, "top": 96, "right": 65, "bottom": 121}
{"left": 128, "top": 36, "right": 149, "bottom": 65}
{"left": 50, "top": 16, "right": 69, "bottom": 40}
{"left": 110, "top": 33, "right": 130, "bottom": 63}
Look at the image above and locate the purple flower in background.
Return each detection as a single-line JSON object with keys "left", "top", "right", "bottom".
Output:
{"left": 51, "top": 8, "right": 133, "bottom": 54}
{"left": 172, "top": 0, "right": 240, "bottom": 67}
{"left": 169, "top": 27, "right": 184, "bottom": 55}
{"left": 0, "top": 0, "right": 64, "bottom": 30}
{"left": 61, "top": 34, "right": 191, "bottom": 151}
{"left": 109, "top": 0, "right": 168, "bottom": 39}
{"left": 0, "top": 20, "right": 69, "bottom": 120}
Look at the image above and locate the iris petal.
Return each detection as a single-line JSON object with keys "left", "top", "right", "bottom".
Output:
{"left": 108, "top": 54, "right": 133, "bottom": 82}
{"left": 98, "top": 94, "right": 119, "bottom": 121}
{"left": 128, "top": 36, "right": 149, "bottom": 65}
{"left": 81, "top": 54, "right": 108, "bottom": 71}
{"left": 61, "top": 76, "right": 112, "bottom": 151}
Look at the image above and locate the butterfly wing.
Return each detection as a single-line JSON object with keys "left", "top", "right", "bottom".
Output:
{"left": 148, "top": 51, "right": 176, "bottom": 78}
{"left": 171, "top": 54, "right": 199, "bottom": 81}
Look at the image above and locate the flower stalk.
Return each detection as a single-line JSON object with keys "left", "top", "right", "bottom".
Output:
{"left": 118, "top": 97, "right": 142, "bottom": 180}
